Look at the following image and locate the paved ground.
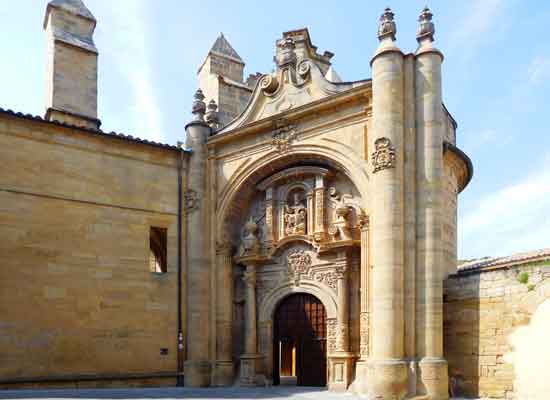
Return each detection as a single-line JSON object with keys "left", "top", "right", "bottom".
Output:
{"left": 0, "top": 387, "right": 476, "bottom": 399}
{"left": 0, "top": 387, "right": 361, "bottom": 400}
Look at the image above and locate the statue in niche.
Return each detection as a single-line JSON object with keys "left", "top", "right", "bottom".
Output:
{"left": 239, "top": 216, "right": 261, "bottom": 256}
{"left": 284, "top": 192, "right": 307, "bottom": 236}
{"left": 328, "top": 187, "right": 353, "bottom": 241}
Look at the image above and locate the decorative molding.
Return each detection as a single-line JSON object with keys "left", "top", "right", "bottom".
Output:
{"left": 359, "top": 311, "right": 370, "bottom": 358}
{"left": 372, "top": 137, "right": 396, "bottom": 173}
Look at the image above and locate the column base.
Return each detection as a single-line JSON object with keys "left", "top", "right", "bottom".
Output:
{"left": 367, "top": 359, "right": 408, "bottom": 400}
{"left": 417, "top": 357, "right": 449, "bottom": 400}
{"left": 350, "top": 359, "right": 369, "bottom": 395}
{"left": 213, "top": 360, "right": 234, "bottom": 386}
{"left": 239, "top": 354, "right": 261, "bottom": 386}
{"left": 183, "top": 360, "right": 211, "bottom": 387}
{"left": 327, "top": 352, "right": 356, "bottom": 391}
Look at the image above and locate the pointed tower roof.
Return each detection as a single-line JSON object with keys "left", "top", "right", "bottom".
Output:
{"left": 209, "top": 33, "right": 244, "bottom": 64}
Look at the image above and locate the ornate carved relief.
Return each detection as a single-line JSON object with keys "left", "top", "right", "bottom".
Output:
{"left": 271, "top": 119, "right": 298, "bottom": 152}
{"left": 314, "top": 271, "right": 338, "bottom": 292}
{"left": 372, "top": 137, "right": 396, "bottom": 173}
{"left": 327, "top": 318, "right": 337, "bottom": 354}
{"left": 283, "top": 192, "right": 307, "bottom": 235}
{"left": 184, "top": 189, "right": 199, "bottom": 213}
{"left": 286, "top": 249, "right": 312, "bottom": 285}
{"left": 359, "top": 311, "right": 370, "bottom": 358}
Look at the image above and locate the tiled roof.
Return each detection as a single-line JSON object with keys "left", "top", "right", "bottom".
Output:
{"left": 0, "top": 107, "right": 186, "bottom": 152}
{"left": 458, "top": 248, "right": 550, "bottom": 273}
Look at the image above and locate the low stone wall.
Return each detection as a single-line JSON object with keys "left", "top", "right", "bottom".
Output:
{"left": 444, "top": 259, "right": 550, "bottom": 399}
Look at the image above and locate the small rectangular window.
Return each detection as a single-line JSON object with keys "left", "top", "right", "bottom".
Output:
{"left": 149, "top": 226, "right": 167, "bottom": 274}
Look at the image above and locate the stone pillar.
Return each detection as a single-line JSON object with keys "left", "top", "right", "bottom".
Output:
{"left": 328, "top": 254, "right": 354, "bottom": 391}
{"left": 313, "top": 175, "right": 326, "bottom": 241}
{"left": 368, "top": 8, "right": 407, "bottom": 399}
{"left": 414, "top": 7, "right": 449, "bottom": 399}
{"left": 214, "top": 242, "right": 234, "bottom": 386}
{"left": 264, "top": 188, "right": 275, "bottom": 249}
{"left": 184, "top": 89, "right": 212, "bottom": 387}
{"left": 358, "top": 216, "right": 370, "bottom": 360}
{"left": 354, "top": 216, "right": 371, "bottom": 394}
{"left": 306, "top": 191, "right": 314, "bottom": 237}
{"left": 240, "top": 263, "right": 260, "bottom": 386}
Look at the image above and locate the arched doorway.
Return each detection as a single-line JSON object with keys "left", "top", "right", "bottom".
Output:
{"left": 273, "top": 293, "right": 327, "bottom": 387}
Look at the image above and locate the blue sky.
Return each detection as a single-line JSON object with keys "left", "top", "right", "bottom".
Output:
{"left": 0, "top": 1, "right": 549, "bottom": 260}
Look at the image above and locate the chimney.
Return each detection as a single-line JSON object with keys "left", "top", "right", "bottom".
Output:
{"left": 44, "top": 0, "right": 100, "bottom": 129}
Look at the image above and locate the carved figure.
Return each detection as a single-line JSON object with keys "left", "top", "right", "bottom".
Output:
{"left": 328, "top": 187, "right": 353, "bottom": 240}
{"left": 239, "top": 216, "right": 260, "bottom": 256}
{"left": 284, "top": 193, "right": 307, "bottom": 235}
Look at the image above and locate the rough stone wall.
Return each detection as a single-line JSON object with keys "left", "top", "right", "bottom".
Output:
{"left": 217, "top": 81, "right": 252, "bottom": 126}
{"left": 0, "top": 117, "right": 183, "bottom": 387}
{"left": 444, "top": 261, "right": 550, "bottom": 399}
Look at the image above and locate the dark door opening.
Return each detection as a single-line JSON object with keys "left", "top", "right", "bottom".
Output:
{"left": 273, "top": 293, "right": 327, "bottom": 387}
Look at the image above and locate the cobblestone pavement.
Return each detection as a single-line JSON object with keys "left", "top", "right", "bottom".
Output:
{"left": 0, "top": 387, "right": 362, "bottom": 400}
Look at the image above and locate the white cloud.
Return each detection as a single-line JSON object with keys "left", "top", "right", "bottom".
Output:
{"left": 459, "top": 154, "right": 550, "bottom": 258}
{"left": 96, "top": 0, "right": 165, "bottom": 143}
{"left": 528, "top": 55, "right": 550, "bottom": 85}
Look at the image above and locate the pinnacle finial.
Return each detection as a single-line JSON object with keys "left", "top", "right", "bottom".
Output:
{"left": 205, "top": 99, "right": 219, "bottom": 129}
{"left": 378, "top": 7, "right": 396, "bottom": 42}
{"left": 191, "top": 89, "right": 206, "bottom": 122}
{"left": 417, "top": 6, "right": 435, "bottom": 43}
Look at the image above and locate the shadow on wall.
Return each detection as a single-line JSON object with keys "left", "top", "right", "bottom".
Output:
{"left": 505, "top": 298, "right": 550, "bottom": 399}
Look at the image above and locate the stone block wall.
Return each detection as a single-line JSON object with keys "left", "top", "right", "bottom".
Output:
{"left": 0, "top": 116, "right": 184, "bottom": 387}
{"left": 444, "top": 260, "right": 550, "bottom": 399}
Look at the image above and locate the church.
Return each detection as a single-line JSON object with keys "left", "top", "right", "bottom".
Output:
{"left": 1, "top": 1, "right": 549, "bottom": 400}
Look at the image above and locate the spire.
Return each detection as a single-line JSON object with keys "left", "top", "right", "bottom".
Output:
{"left": 416, "top": 6, "right": 435, "bottom": 44}
{"left": 377, "top": 7, "right": 396, "bottom": 42}
{"left": 209, "top": 33, "right": 243, "bottom": 63}
{"left": 44, "top": 0, "right": 96, "bottom": 28}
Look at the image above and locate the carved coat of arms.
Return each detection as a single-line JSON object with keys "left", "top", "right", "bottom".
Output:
{"left": 371, "top": 137, "right": 396, "bottom": 173}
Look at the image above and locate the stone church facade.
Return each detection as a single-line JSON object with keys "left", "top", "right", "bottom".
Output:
{"left": 1, "top": 2, "right": 548, "bottom": 400}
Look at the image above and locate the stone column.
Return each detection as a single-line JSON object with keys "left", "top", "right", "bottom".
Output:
{"left": 313, "top": 175, "right": 326, "bottom": 241}
{"left": 184, "top": 89, "right": 212, "bottom": 387}
{"left": 368, "top": 8, "right": 407, "bottom": 399}
{"left": 328, "top": 253, "right": 354, "bottom": 391}
{"left": 214, "top": 242, "right": 233, "bottom": 386}
{"left": 240, "top": 263, "right": 260, "bottom": 386}
{"left": 414, "top": 7, "right": 449, "bottom": 399}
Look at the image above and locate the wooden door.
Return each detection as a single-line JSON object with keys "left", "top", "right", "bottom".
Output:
{"left": 273, "top": 293, "right": 327, "bottom": 386}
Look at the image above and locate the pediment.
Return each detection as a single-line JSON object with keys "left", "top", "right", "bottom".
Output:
{"left": 217, "top": 59, "right": 369, "bottom": 134}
